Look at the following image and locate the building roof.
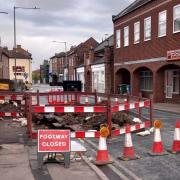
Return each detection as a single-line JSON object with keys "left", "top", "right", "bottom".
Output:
{"left": 50, "top": 52, "right": 66, "bottom": 59}
{"left": 112, "top": 0, "right": 152, "bottom": 21}
{"left": 91, "top": 57, "right": 105, "bottom": 66}
{"left": 0, "top": 47, "right": 9, "bottom": 57}
{"left": 94, "top": 35, "right": 114, "bottom": 52}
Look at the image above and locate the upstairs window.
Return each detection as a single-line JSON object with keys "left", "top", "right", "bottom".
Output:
{"left": 116, "top": 30, "right": 121, "bottom": 48}
{"left": 173, "top": 4, "right": 180, "bottom": 33}
{"left": 134, "top": 21, "right": 140, "bottom": 44}
{"left": 124, "top": 26, "right": 129, "bottom": 47}
{"left": 158, "top": 10, "right": 167, "bottom": 37}
{"left": 144, "top": 17, "right": 151, "bottom": 41}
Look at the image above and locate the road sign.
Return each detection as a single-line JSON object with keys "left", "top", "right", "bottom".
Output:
{"left": 38, "top": 130, "right": 70, "bottom": 152}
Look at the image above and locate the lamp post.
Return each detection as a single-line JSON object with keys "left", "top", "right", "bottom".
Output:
{"left": 13, "top": 6, "right": 40, "bottom": 91}
{"left": 52, "top": 41, "right": 73, "bottom": 80}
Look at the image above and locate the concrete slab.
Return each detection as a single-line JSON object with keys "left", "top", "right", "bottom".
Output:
{"left": 47, "top": 161, "right": 100, "bottom": 180}
{"left": 0, "top": 144, "right": 34, "bottom": 180}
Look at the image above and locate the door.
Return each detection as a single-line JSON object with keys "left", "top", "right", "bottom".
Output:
{"left": 165, "top": 70, "right": 173, "bottom": 98}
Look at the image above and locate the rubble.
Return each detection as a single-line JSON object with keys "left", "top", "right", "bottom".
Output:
{"left": 0, "top": 101, "right": 21, "bottom": 112}
{"left": 32, "top": 111, "right": 135, "bottom": 131}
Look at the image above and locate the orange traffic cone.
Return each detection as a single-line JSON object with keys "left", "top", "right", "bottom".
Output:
{"left": 93, "top": 136, "right": 113, "bottom": 165}
{"left": 170, "top": 120, "right": 180, "bottom": 154}
{"left": 149, "top": 127, "right": 168, "bottom": 156}
{"left": 119, "top": 125, "right": 140, "bottom": 160}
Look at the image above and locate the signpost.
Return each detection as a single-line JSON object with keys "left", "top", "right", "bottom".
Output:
{"left": 37, "top": 130, "right": 71, "bottom": 168}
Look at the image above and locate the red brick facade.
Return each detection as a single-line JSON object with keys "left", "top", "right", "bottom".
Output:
{"left": 113, "top": 0, "right": 180, "bottom": 103}
{"left": 0, "top": 47, "right": 9, "bottom": 79}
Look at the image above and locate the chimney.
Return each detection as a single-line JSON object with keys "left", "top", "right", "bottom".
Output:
{"left": 17, "top": 45, "right": 21, "bottom": 49}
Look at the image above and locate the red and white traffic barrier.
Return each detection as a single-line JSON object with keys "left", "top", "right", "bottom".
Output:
{"left": 115, "top": 98, "right": 119, "bottom": 106}
{"left": 0, "top": 95, "right": 24, "bottom": 101}
{"left": 85, "top": 96, "right": 88, "bottom": 105}
{"left": 112, "top": 100, "right": 150, "bottom": 112}
{"left": 0, "top": 112, "right": 20, "bottom": 117}
{"left": 171, "top": 120, "right": 180, "bottom": 154}
{"left": 33, "top": 106, "right": 107, "bottom": 113}
{"left": 31, "top": 120, "right": 151, "bottom": 139}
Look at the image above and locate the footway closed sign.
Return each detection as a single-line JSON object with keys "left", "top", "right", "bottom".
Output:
{"left": 38, "top": 130, "right": 70, "bottom": 152}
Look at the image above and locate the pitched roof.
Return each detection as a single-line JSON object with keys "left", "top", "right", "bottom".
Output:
{"left": 0, "top": 47, "right": 9, "bottom": 57}
{"left": 94, "top": 35, "right": 114, "bottom": 52}
{"left": 50, "top": 52, "right": 66, "bottom": 59}
{"left": 91, "top": 57, "right": 105, "bottom": 65}
{"left": 8, "top": 50, "right": 32, "bottom": 59}
{"left": 112, "top": 0, "right": 152, "bottom": 21}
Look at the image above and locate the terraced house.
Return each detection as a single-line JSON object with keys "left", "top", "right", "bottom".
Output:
{"left": 113, "top": 0, "right": 180, "bottom": 103}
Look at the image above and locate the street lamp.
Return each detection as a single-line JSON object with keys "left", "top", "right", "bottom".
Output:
{"left": 13, "top": 6, "right": 40, "bottom": 91}
{"left": 52, "top": 41, "right": 74, "bottom": 80}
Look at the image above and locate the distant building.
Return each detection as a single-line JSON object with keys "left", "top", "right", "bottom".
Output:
{"left": 113, "top": 0, "right": 180, "bottom": 103}
{"left": 67, "top": 37, "right": 98, "bottom": 91}
{"left": 32, "top": 69, "right": 40, "bottom": 84}
{"left": 49, "top": 52, "right": 66, "bottom": 82}
{"left": 8, "top": 45, "right": 32, "bottom": 83}
{"left": 40, "top": 60, "right": 49, "bottom": 84}
{"left": 83, "top": 35, "right": 114, "bottom": 93}
{"left": 0, "top": 47, "right": 9, "bottom": 79}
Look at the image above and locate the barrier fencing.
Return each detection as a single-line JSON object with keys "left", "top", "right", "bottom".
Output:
{"left": 0, "top": 90, "right": 153, "bottom": 138}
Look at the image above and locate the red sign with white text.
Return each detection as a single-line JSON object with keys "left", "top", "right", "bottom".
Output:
{"left": 38, "top": 130, "right": 70, "bottom": 152}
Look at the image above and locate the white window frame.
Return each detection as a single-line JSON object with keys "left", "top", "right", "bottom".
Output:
{"left": 116, "top": 29, "right": 121, "bottom": 48}
{"left": 140, "top": 70, "right": 153, "bottom": 91}
{"left": 173, "top": 4, "right": 180, "bottom": 33}
{"left": 158, "top": 10, "right": 167, "bottom": 37}
{"left": 144, "top": 17, "right": 151, "bottom": 41}
{"left": 124, "top": 26, "right": 129, "bottom": 47}
{"left": 134, "top": 21, "right": 140, "bottom": 44}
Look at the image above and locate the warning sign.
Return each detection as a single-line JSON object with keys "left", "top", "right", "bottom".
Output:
{"left": 38, "top": 130, "right": 70, "bottom": 152}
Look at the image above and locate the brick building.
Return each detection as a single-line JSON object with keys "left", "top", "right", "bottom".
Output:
{"left": 82, "top": 35, "right": 114, "bottom": 93}
{"left": 49, "top": 52, "right": 66, "bottom": 82}
{"left": 68, "top": 37, "right": 98, "bottom": 87}
{"left": 113, "top": 0, "right": 180, "bottom": 103}
{"left": 0, "top": 47, "right": 9, "bottom": 79}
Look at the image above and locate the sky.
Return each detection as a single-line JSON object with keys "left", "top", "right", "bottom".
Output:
{"left": 0, "top": 0, "right": 134, "bottom": 70}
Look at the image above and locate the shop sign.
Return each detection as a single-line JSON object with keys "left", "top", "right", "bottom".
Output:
{"left": 0, "top": 83, "right": 9, "bottom": 90}
{"left": 38, "top": 130, "right": 70, "bottom": 152}
{"left": 167, "top": 50, "right": 180, "bottom": 61}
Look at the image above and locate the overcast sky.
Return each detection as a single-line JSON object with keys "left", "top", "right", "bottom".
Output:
{"left": 0, "top": 0, "right": 134, "bottom": 70}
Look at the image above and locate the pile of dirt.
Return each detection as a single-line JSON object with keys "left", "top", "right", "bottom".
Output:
{"left": 0, "top": 102, "right": 21, "bottom": 112}
{"left": 32, "top": 111, "right": 134, "bottom": 131}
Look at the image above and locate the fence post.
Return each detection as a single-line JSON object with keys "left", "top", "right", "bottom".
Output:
{"left": 149, "top": 95, "right": 153, "bottom": 127}
{"left": 94, "top": 89, "right": 97, "bottom": 104}
{"left": 37, "top": 89, "right": 40, "bottom": 106}
{"left": 107, "top": 94, "right": 112, "bottom": 136}
{"left": 27, "top": 94, "right": 33, "bottom": 138}
{"left": 138, "top": 92, "right": 142, "bottom": 120}
{"left": 24, "top": 94, "right": 27, "bottom": 118}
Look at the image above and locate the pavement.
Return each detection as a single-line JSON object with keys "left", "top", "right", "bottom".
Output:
{"left": 0, "top": 120, "right": 101, "bottom": 180}
{"left": 154, "top": 103, "right": 180, "bottom": 114}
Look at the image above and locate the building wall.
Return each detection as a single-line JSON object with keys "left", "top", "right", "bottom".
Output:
{"left": 113, "top": 0, "right": 180, "bottom": 103}
{"left": 114, "top": 0, "right": 180, "bottom": 63}
{"left": 9, "top": 58, "right": 32, "bottom": 83}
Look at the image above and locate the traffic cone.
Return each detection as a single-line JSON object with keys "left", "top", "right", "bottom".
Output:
{"left": 170, "top": 120, "right": 180, "bottom": 154}
{"left": 93, "top": 136, "right": 113, "bottom": 165}
{"left": 119, "top": 125, "right": 140, "bottom": 160}
{"left": 149, "top": 127, "right": 168, "bottom": 156}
